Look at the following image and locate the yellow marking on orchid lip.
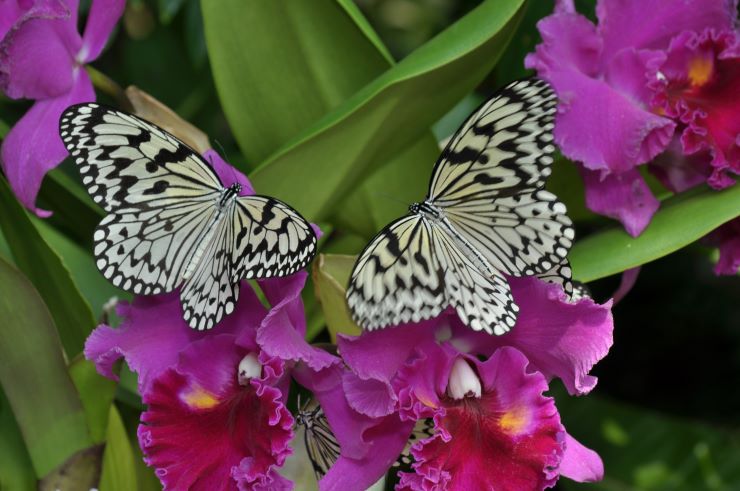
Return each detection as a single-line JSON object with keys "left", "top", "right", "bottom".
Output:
{"left": 688, "top": 56, "right": 713, "bottom": 87}
{"left": 417, "top": 392, "right": 438, "bottom": 409}
{"left": 499, "top": 406, "right": 529, "bottom": 435}
{"left": 182, "top": 385, "right": 220, "bottom": 410}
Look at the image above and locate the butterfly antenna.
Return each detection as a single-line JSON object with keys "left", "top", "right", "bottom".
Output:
{"left": 213, "top": 138, "right": 240, "bottom": 185}
{"left": 371, "top": 191, "right": 409, "bottom": 207}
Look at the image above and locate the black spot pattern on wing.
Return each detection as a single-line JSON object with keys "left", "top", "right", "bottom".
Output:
{"left": 347, "top": 216, "right": 446, "bottom": 330}
{"left": 60, "top": 103, "right": 318, "bottom": 331}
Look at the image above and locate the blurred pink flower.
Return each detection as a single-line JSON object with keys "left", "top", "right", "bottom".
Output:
{"left": 0, "top": 0, "right": 124, "bottom": 216}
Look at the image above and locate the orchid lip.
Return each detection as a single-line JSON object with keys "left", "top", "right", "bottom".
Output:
{"left": 238, "top": 352, "right": 262, "bottom": 386}
{"left": 447, "top": 358, "right": 482, "bottom": 400}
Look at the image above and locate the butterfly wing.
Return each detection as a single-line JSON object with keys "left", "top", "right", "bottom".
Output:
{"left": 441, "top": 190, "right": 574, "bottom": 276}
{"left": 433, "top": 224, "right": 518, "bottom": 334}
{"left": 298, "top": 406, "right": 340, "bottom": 481}
{"left": 61, "top": 103, "right": 225, "bottom": 294}
{"left": 347, "top": 215, "right": 446, "bottom": 330}
{"left": 232, "top": 196, "right": 317, "bottom": 279}
{"left": 60, "top": 103, "right": 223, "bottom": 212}
{"left": 428, "top": 78, "right": 557, "bottom": 204}
{"left": 180, "top": 196, "right": 317, "bottom": 331}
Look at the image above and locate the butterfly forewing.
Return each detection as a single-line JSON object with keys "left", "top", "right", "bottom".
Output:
{"left": 347, "top": 215, "right": 446, "bottom": 330}
{"left": 428, "top": 78, "right": 557, "bottom": 204}
{"left": 60, "top": 103, "right": 222, "bottom": 212}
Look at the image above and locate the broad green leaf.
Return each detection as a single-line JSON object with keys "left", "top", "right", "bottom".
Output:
{"left": 0, "top": 176, "right": 95, "bottom": 357}
{"left": 69, "top": 357, "right": 117, "bottom": 444}
{"left": 0, "top": 389, "right": 36, "bottom": 489}
{"left": 556, "top": 391, "right": 740, "bottom": 490}
{"left": 312, "top": 254, "right": 361, "bottom": 342}
{"left": 248, "top": 0, "right": 526, "bottom": 222}
{"left": 334, "top": 134, "right": 440, "bottom": 239}
{"left": 99, "top": 405, "right": 138, "bottom": 491}
{"left": 34, "top": 219, "right": 125, "bottom": 317}
{"left": 202, "top": 0, "right": 392, "bottom": 164}
{"left": 571, "top": 185, "right": 740, "bottom": 282}
{"left": 0, "top": 256, "right": 92, "bottom": 476}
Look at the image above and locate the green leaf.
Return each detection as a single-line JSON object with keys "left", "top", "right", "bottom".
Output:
{"left": 571, "top": 185, "right": 740, "bottom": 282}
{"left": 34, "top": 218, "right": 125, "bottom": 317}
{"left": 333, "top": 134, "right": 440, "bottom": 239}
{"left": 0, "top": 256, "right": 92, "bottom": 476}
{"left": 202, "top": 0, "right": 392, "bottom": 164}
{"left": 99, "top": 405, "right": 138, "bottom": 491}
{"left": 0, "top": 176, "right": 95, "bottom": 357}
{"left": 69, "top": 357, "right": 117, "bottom": 444}
{"left": 248, "top": 0, "right": 526, "bottom": 222}
{"left": 556, "top": 391, "right": 740, "bottom": 490}
{"left": 312, "top": 254, "right": 361, "bottom": 342}
{"left": 0, "top": 389, "right": 36, "bottom": 489}
{"left": 158, "top": 0, "right": 187, "bottom": 24}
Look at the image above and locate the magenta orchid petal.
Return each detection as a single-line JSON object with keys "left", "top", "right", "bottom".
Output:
{"left": 0, "top": 0, "right": 74, "bottom": 100}
{"left": 454, "top": 277, "right": 614, "bottom": 395}
{"left": 79, "top": 0, "right": 125, "bottom": 62}
{"left": 337, "top": 321, "right": 436, "bottom": 383}
{"left": 138, "top": 335, "right": 293, "bottom": 491}
{"left": 580, "top": 166, "right": 660, "bottom": 236}
{"left": 204, "top": 149, "right": 256, "bottom": 195}
{"left": 0, "top": 1, "right": 28, "bottom": 39}
{"left": 706, "top": 218, "right": 740, "bottom": 275}
{"left": 401, "top": 347, "right": 565, "bottom": 491}
{"left": 1, "top": 70, "right": 94, "bottom": 216}
{"left": 612, "top": 267, "right": 641, "bottom": 305}
{"left": 525, "top": 8, "right": 675, "bottom": 173}
{"left": 553, "top": 69, "right": 674, "bottom": 173}
{"left": 320, "top": 413, "right": 412, "bottom": 491}
{"left": 650, "top": 29, "right": 740, "bottom": 187}
{"left": 84, "top": 283, "right": 267, "bottom": 394}
{"left": 649, "top": 139, "right": 713, "bottom": 192}
{"left": 559, "top": 433, "right": 604, "bottom": 483}
{"left": 342, "top": 372, "right": 397, "bottom": 418}
{"left": 596, "top": 0, "right": 735, "bottom": 62}
{"left": 255, "top": 272, "right": 337, "bottom": 372}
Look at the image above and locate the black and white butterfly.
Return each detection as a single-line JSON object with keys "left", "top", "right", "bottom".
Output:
{"left": 296, "top": 399, "right": 432, "bottom": 482}
{"left": 347, "top": 78, "right": 574, "bottom": 335}
{"left": 59, "top": 103, "right": 317, "bottom": 331}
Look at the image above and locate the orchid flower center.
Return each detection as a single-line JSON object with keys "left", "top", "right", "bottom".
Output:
{"left": 447, "top": 358, "right": 482, "bottom": 400}
{"left": 237, "top": 352, "right": 262, "bottom": 386}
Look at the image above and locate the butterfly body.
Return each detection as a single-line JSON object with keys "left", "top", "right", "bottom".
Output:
{"left": 60, "top": 103, "right": 317, "bottom": 330}
{"left": 347, "top": 78, "right": 573, "bottom": 335}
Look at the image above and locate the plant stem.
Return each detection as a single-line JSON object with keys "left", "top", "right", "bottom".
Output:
{"left": 85, "top": 66, "right": 132, "bottom": 111}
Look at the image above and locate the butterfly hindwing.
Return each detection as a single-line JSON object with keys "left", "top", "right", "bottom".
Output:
{"left": 297, "top": 405, "right": 341, "bottom": 481}
{"left": 233, "top": 196, "right": 318, "bottom": 279}
{"left": 432, "top": 225, "right": 517, "bottom": 334}
{"left": 428, "top": 78, "right": 557, "bottom": 204}
{"left": 347, "top": 215, "right": 446, "bottom": 330}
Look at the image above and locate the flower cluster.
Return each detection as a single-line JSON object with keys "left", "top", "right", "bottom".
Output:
{"left": 0, "top": 0, "right": 124, "bottom": 216}
{"left": 526, "top": 0, "right": 739, "bottom": 273}
{"left": 86, "top": 158, "right": 615, "bottom": 490}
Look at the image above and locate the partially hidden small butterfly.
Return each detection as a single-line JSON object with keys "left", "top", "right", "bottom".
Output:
{"left": 296, "top": 399, "right": 432, "bottom": 482}
{"left": 59, "top": 103, "right": 317, "bottom": 331}
{"left": 347, "top": 78, "right": 575, "bottom": 335}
